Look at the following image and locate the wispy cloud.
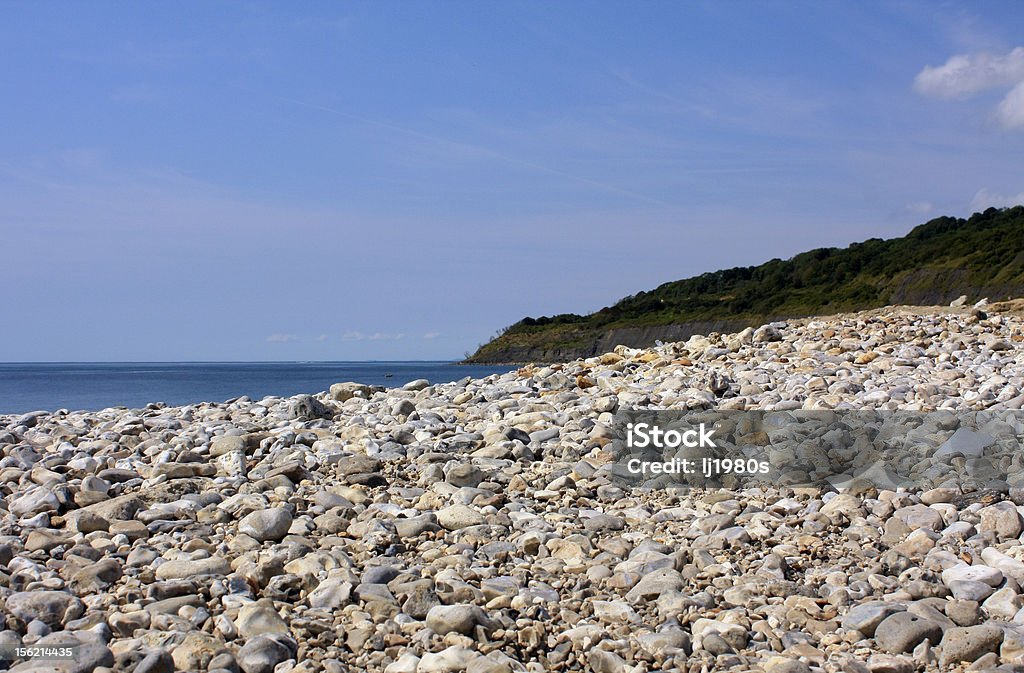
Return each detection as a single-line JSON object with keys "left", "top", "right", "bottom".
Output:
{"left": 971, "top": 187, "right": 1024, "bottom": 210}
{"left": 915, "top": 47, "right": 1024, "bottom": 98}
{"left": 258, "top": 92, "right": 669, "bottom": 206}
{"left": 342, "top": 331, "right": 405, "bottom": 341}
{"left": 423, "top": 331, "right": 441, "bottom": 339}
{"left": 904, "top": 201, "right": 935, "bottom": 216}
{"left": 915, "top": 46, "right": 1024, "bottom": 129}
{"left": 266, "top": 333, "right": 298, "bottom": 343}
{"left": 996, "top": 82, "right": 1024, "bottom": 129}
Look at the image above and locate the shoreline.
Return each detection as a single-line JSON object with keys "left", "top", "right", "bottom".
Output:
{"left": 0, "top": 362, "right": 515, "bottom": 418}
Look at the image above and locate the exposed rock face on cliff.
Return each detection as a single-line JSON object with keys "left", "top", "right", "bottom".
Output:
{"left": 471, "top": 320, "right": 754, "bottom": 363}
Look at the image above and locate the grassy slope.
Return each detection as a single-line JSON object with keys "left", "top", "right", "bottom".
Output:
{"left": 468, "top": 206, "right": 1024, "bottom": 362}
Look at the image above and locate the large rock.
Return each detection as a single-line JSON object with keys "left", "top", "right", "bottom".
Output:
{"left": 983, "top": 587, "right": 1023, "bottom": 620}
{"left": 235, "top": 603, "right": 290, "bottom": 638}
{"left": 762, "top": 658, "right": 812, "bottom": 673}
{"left": 425, "top": 604, "right": 489, "bottom": 636}
{"left": 336, "top": 453, "right": 382, "bottom": 479}
{"left": 752, "top": 324, "right": 783, "bottom": 343}
{"left": 592, "top": 600, "right": 640, "bottom": 625}
{"left": 238, "top": 508, "right": 293, "bottom": 542}
{"left": 210, "top": 435, "right": 247, "bottom": 457}
{"left": 72, "top": 493, "right": 144, "bottom": 523}
{"left": 939, "top": 625, "right": 1004, "bottom": 667}
{"left": 329, "top": 382, "right": 373, "bottom": 401}
{"left": 236, "top": 634, "right": 296, "bottom": 673}
{"left": 5, "top": 591, "right": 84, "bottom": 629}
{"left": 67, "top": 510, "right": 109, "bottom": 534}
{"left": 391, "top": 400, "right": 416, "bottom": 417}
{"left": 436, "top": 504, "right": 485, "bottom": 530}
{"left": 625, "top": 568, "right": 683, "bottom": 602}
{"left": 588, "top": 649, "right": 628, "bottom": 673}
{"left": 892, "top": 505, "right": 944, "bottom": 532}
{"left": 171, "top": 632, "right": 228, "bottom": 671}
{"left": 467, "top": 652, "right": 522, "bottom": 673}
{"left": 981, "top": 547, "right": 1024, "bottom": 584}
{"left": 874, "top": 612, "right": 943, "bottom": 654}
{"left": 417, "top": 646, "right": 477, "bottom": 673}
{"left": 934, "top": 427, "right": 994, "bottom": 459}
{"left": 307, "top": 579, "right": 352, "bottom": 610}
{"left": 942, "top": 564, "right": 1004, "bottom": 587}
{"left": 68, "top": 558, "right": 123, "bottom": 594}
{"left": 445, "top": 463, "right": 485, "bottom": 488}
{"left": 864, "top": 653, "right": 912, "bottom": 673}
{"left": 395, "top": 514, "right": 440, "bottom": 539}
{"left": 402, "top": 585, "right": 441, "bottom": 619}
{"left": 948, "top": 580, "right": 995, "bottom": 602}
{"left": 287, "top": 394, "right": 332, "bottom": 420}
{"left": 820, "top": 493, "right": 866, "bottom": 518}
{"left": 9, "top": 488, "right": 60, "bottom": 518}
{"left": 841, "top": 601, "right": 905, "bottom": 637}
{"left": 691, "top": 618, "right": 749, "bottom": 650}
{"left": 384, "top": 653, "right": 420, "bottom": 673}
{"left": 978, "top": 501, "right": 1023, "bottom": 540}
{"left": 946, "top": 600, "right": 983, "bottom": 627}
{"left": 155, "top": 556, "right": 230, "bottom": 580}
{"left": 133, "top": 649, "right": 174, "bottom": 673}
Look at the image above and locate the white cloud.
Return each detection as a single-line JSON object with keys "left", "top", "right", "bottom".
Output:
{"left": 915, "top": 46, "right": 1024, "bottom": 131}
{"left": 369, "top": 332, "right": 404, "bottom": 341}
{"left": 996, "top": 81, "right": 1024, "bottom": 129}
{"left": 342, "top": 331, "right": 405, "bottom": 341}
{"left": 315, "top": 333, "right": 328, "bottom": 342}
{"left": 914, "top": 47, "right": 1024, "bottom": 99}
{"left": 971, "top": 187, "right": 1024, "bottom": 211}
{"left": 266, "top": 333, "right": 298, "bottom": 343}
{"left": 423, "top": 331, "right": 441, "bottom": 339}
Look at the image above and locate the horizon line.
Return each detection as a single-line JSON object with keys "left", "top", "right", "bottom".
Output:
{"left": 0, "top": 359, "right": 485, "bottom": 365}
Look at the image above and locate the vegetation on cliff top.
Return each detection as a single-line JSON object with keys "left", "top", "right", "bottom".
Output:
{"left": 467, "top": 206, "right": 1024, "bottom": 362}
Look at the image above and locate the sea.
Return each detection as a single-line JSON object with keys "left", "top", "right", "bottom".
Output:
{"left": 0, "top": 362, "right": 516, "bottom": 415}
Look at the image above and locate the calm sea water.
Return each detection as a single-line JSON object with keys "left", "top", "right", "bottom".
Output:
{"left": 0, "top": 362, "right": 515, "bottom": 415}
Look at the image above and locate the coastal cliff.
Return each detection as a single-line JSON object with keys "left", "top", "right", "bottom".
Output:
{"left": 466, "top": 206, "right": 1024, "bottom": 363}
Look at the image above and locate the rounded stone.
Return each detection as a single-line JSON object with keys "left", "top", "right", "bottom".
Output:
{"left": 238, "top": 508, "right": 293, "bottom": 542}
{"left": 236, "top": 635, "right": 296, "bottom": 673}
{"left": 5, "top": 591, "right": 84, "bottom": 629}
{"left": 425, "top": 605, "right": 488, "bottom": 636}
{"left": 939, "top": 625, "right": 1003, "bottom": 668}
{"left": 436, "top": 504, "right": 484, "bottom": 530}
{"left": 875, "top": 612, "right": 943, "bottom": 654}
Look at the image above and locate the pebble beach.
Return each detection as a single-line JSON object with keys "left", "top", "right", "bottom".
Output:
{"left": 6, "top": 301, "right": 1024, "bottom": 673}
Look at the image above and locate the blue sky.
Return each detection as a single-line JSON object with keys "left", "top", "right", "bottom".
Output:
{"left": 2, "top": 1, "right": 1024, "bottom": 361}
